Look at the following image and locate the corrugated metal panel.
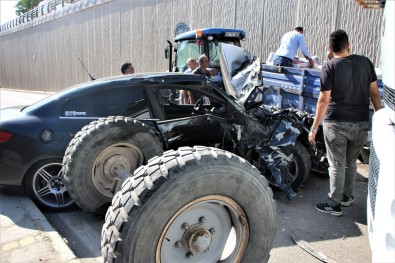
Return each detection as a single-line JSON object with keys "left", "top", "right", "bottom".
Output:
{"left": 337, "top": 0, "right": 383, "bottom": 66}
{"left": 260, "top": 0, "right": 298, "bottom": 62}
{"left": 0, "top": 0, "right": 384, "bottom": 92}
{"left": 142, "top": 1, "right": 158, "bottom": 71}
{"left": 191, "top": 0, "right": 214, "bottom": 29}
{"left": 119, "top": 1, "right": 132, "bottom": 74}
{"left": 130, "top": 0, "right": 145, "bottom": 73}
{"left": 235, "top": 0, "right": 264, "bottom": 57}
{"left": 156, "top": 0, "right": 174, "bottom": 72}
{"left": 295, "top": 0, "right": 338, "bottom": 64}
{"left": 212, "top": 0, "right": 236, "bottom": 28}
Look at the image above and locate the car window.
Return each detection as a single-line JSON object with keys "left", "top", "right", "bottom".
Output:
{"left": 60, "top": 85, "right": 150, "bottom": 119}
{"left": 91, "top": 86, "right": 150, "bottom": 118}
{"left": 156, "top": 86, "right": 227, "bottom": 120}
{"left": 61, "top": 94, "right": 92, "bottom": 118}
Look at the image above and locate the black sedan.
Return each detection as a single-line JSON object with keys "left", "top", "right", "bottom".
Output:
{"left": 0, "top": 67, "right": 313, "bottom": 213}
{"left": 0, "top": 74, "right": 151, "bottom": 211}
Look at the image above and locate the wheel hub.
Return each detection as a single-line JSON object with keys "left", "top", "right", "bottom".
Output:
{"left": 92, "top": 143, "right": 144, "bottom": 197}
{"left": 157, "top": 196, "right": 249, "bottom": 262}
{"left": 182, "top": 224, "right": 212, "bottom": 253}
{"left": 112, "top": 162, "right": 128, "bottom": 175}
{"left": 50, "top": 178, "right": 64, "bottom": 191}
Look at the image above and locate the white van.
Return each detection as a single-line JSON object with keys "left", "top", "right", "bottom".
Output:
{"left": 367, "top": 0, "right": 395, "bottom": 262}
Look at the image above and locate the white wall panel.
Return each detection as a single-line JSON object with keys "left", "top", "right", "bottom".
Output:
{"left": 295, "top": 0, "right": 337, "bottom": 63}
{"left": 156, "top": 0, "right": 174, "bottom": 72}
{"left": 191, "top": 0, "right": 214, "bottom": 29}
{"left": 337, "top": 0, "right": 383, "bottom": 66}
{"left": 119, "top": 0, "right": 132, "bottom": 74}
{"left": 260, "top": 0, "right": 298, "bottom": 61}
{"left": 0, "top": 0, "right": 384, "bottom": 92}
{"left": 130, "top": 0, "right": 144, "bottom": 73}
{"left": 212, "top": 0, "right": 235, "bottom": 28}
{"left": 235, "top": 0, "right": 264, "bottom": 57}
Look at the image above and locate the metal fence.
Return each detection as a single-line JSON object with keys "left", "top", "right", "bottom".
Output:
{"left": 0, "top": 0, "right": 81, "bottom": 32}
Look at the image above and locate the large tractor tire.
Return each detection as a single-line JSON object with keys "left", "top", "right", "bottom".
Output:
{"left": 101, "top": 146, "right": 276, "bottom": 263}
{"left": 63, "top": 116, "right": 163, "bottom": 214}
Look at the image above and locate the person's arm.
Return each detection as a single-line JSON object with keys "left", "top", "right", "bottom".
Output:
{"left": 308, "top": 90, "right": 331, "bottom": 145}
{"left": 299, "top": 35, "right": 313, "bottom": 67}
{"left": 369, "top": 81, "right": 382, "bottom": 111}
{"left": 307, "top": 57, "right": 314, "bottom": 68}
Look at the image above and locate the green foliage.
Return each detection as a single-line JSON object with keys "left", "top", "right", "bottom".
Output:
{"left": 15, "top": 0, "right": 41, "bottom": 16}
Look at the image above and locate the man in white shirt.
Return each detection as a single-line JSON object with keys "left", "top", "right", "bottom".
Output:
{"left": 274, "top": 27, "right": 314, "bottom": 68}
{"left": 184, "top": 58, "right": 197, "bottom": 73}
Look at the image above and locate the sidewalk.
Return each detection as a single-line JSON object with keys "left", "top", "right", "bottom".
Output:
{"left": 0, "top": 192, "right": 80, "bottom": 263}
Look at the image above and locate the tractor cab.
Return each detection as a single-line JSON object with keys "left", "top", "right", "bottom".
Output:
{"left": 165, "top": 28, "right": 246, "bottom": 73}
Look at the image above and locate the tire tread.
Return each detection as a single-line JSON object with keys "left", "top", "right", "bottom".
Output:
{"left": 101, "top": 146, "right": 275, "bottom": 263}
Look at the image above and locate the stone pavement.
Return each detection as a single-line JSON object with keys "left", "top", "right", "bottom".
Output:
{"left": 0, "top": 192, "right": 80, "bottom": 263}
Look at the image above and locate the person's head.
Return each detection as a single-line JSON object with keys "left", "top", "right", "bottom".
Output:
{"left": 329, "top": 29, "right": 349, "bottom": 53}
{"left": 121, "top": 62, "right": 134, "bottom": 74}
{"left": 295, "top": 27, "right": 304, "bottom": 34}
{"left": 198, "top": 54, "right": 209, "bottom": 70}
{"left": 187, "top": 58, "right": 197, "bottom": 70}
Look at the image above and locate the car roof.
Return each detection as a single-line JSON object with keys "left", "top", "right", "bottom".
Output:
{"left": 24, "top": 73, "right": 212, "bottom": 113}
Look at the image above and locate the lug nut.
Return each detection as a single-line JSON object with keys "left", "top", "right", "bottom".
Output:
{"left": 199, "top": 216, "right": 206, "bottom": 223}
{"left": 182, "top": 223, "right": 189, "bottom": 229}
{"left": 239, "top": 215, "right": 247, "bottom": 225}
{"left": 209, "top": 228, "right": 215, "bottom": 234}
{"left": 175, "top": 241, "right": 182, "bottom": 248}
{"left": 186, "top": 252, "right": 193, "bottom": 258}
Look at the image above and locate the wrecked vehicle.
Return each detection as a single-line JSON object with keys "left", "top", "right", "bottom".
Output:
{"left": 63, "top": 43, "right": 311, "bottom": 213}
{"left": 62, "top": 43, "right": 311, "bottom": 262}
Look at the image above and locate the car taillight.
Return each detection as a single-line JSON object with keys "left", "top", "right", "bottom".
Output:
{"left": 0, "top": 132, "right": 13, "bottom": 143}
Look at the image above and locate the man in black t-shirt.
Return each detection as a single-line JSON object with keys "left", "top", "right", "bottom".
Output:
{"left": 308, "top": 30, "right": 381, "bottom": 216}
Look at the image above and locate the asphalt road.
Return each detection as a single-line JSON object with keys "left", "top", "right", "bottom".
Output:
{"left": 42, "top": 166, "right": 372, "bottom": 263}
{"left": 1, "top": 88, "right": 373, "bottom": 262}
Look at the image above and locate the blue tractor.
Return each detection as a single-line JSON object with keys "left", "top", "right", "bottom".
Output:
{"left": 165, "top": 27, "right": 246, "bottom": 73}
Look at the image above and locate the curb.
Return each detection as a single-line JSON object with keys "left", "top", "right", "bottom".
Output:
{"left": 0, "top": 193, "right": 80, "bottom": 263}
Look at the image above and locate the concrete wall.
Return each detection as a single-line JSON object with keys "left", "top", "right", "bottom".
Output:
{"left": 0, "top": 0, "right": 383, "bottom": 92}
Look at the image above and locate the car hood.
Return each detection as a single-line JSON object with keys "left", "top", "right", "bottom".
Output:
{"left": 219, "top": 43, "right": 263, "bottom": 110}
{"left": 0, "top": 106, "right": 25, "bottom": 122}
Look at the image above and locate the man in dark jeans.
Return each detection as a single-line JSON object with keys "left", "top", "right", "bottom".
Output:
{"left": 273, "top": 27, "right": 314, "bottom": 68}
{"left": 308, "top": 30, "right": 382, "bottom": 216}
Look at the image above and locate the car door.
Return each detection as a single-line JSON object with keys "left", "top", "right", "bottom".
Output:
{"left": 151, "top": 84, "right": 227, "bottom": 149}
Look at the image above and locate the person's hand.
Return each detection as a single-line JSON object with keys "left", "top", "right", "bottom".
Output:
{"left": 308, "top": 58, "right": 315, "bottom": 68}
{"left": 308, "top": 130, "right": 317, "bottom": 145}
